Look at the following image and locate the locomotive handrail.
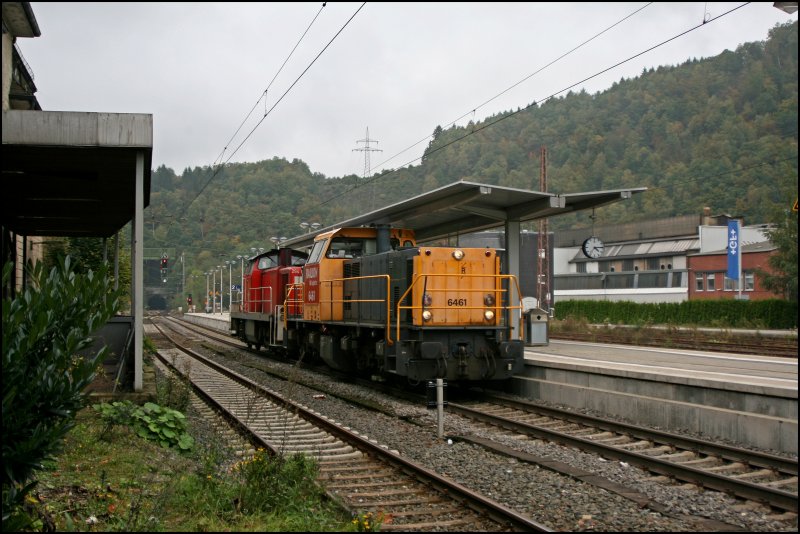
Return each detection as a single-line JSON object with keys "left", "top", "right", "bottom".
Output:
{"left": 395, "top": 273, "right": 524, "bottom": 342}
{"left": 284, "top": 283, "right": 304, "bottom": 323}
{"left": 319, "top": 274, "right": 393, "bottom": 346}
{"left": 250, "top": 284, "right": 273, "bottom": 314}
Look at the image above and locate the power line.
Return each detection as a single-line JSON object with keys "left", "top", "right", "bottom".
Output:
{"left": 372, "top": 2, "right": 655, "bottom": 174}
{"left": 213, "top": 3, "right": 328, "bottom": 169}
{"left": 352, "top": 127, "right": 382, "bottom": 210}
{"left": 168, "top": 2, "right": 365, "bottom": 233}
{"left": 307, "top": 2, "right": 751, "bottom": 212}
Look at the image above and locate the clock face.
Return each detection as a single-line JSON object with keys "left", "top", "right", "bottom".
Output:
{"left": 582, "top": 236, "right": 604, "bottom": 259}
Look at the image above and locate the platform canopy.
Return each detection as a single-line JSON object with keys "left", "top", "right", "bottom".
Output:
{"left": 282, "top": 180, "right": 646, "bottom": 249}
{"left": 1, "top": 110, "right": 153, "bottom": 238}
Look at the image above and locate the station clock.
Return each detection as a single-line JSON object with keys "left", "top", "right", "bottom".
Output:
{"left": 581, "top": 236, "right": 604, "bottom": 259}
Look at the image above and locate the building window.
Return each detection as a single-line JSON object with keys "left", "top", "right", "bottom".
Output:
{"left": 695, "top": 272, "right": 704, "bottom": 291}
{"left": 576, "top": 262, "right": 586, "bottom": 273}
{"left": 622, "top": 259, "right": 634, "bottom": 271}
{"left": 745, "top": 271, "right": 754, "bottom": 291}
{"left": 647, "top": 257, "right": 660, "bottom": 270}
{"left": 707, "top": 273, "right": 715, "bottom": 292}
{"left": 723, "top": 275, "right": 737, "bottom": 291}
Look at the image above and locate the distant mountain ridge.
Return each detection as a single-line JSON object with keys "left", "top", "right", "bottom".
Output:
{"left": 147, "top": 21, "right": 797, "bottom": 271}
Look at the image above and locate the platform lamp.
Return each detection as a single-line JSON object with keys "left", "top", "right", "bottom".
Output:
{"left": 204, "top": 271, "right": 211, "bottom": 313}
{"left": 226, "top": 260, "right": 234, "bottom": 308}
{"left": 211, "top": 269, "right": 216, "bottom": 313}
{"left": 236, "top": 254, "right": 246, "bottom": 306}
{"left": 217, "top": 264, "right": 224, "bottom": 313}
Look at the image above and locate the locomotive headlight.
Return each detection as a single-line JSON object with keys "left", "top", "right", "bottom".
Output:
{"left": 452, "top": 249, "right": 464, "bottom": 260}
{"left": 422, "top": 292, "right": 433, "bottom": 307}
{"left": 484, "top": 293, "right": 495, "bottom": 306}
{"left": 422, "top": 310, "right": 433, "bottom": 321}
{"left": 484, "top": 310, "right": 495, "bottom": 321}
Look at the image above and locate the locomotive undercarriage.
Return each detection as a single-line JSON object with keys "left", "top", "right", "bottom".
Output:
{"left": 283, "top": 320, "right": 523, "bottom": 382}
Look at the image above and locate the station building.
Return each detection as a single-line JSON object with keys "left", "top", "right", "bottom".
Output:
{"left": 3, "top": 2, "right": 153, "bottom": 391}
{"left": 464, "top": 208, "right": 780, "bottom": 308}
{"left": 553, "top": 208, "right": 778, "bottom": 304}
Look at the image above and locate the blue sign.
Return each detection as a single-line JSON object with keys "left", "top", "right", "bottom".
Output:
{"left": 727, "top": 220, "right": 740, "bottom": 280}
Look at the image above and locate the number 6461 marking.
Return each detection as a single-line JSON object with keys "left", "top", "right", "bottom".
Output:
{"left": 447, "top": 298, "right": 467, "bottom": 306}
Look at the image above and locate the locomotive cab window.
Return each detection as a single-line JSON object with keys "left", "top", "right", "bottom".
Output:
{"left": 327, "top": 237, "right": 375, "bottom": 259}
{"left": 257, "top": 255, "right": 277, "bottom": 270}
{"left": 290, "top": 251, "right": 308, "bottom": 266}
{"left": 308, "top": 239, "right": 327, "bottom": 263}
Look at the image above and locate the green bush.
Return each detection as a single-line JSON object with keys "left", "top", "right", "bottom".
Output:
{"left": 2, "top": 258, "right": 120, "bottom": 530}
{"left": 554, "top": 299, "right": 797, "bottom": 329}
{"left": 93, "top": 400, "right": 194, "bottom": 450}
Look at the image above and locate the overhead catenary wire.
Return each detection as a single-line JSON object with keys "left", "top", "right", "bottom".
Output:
{"left": 307, "top": 2, "right": 753, "bottom": 213}
{"left": 168, "top": 2, "right": 365, "bottom": 234}
{"left": 212, "top": 2, "right": 328, "bottom": 169}
{"left": 372, "top": 2, "right": 654, "bottom": 174}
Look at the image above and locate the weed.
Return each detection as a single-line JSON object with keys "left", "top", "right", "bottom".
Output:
{"left": 352, "top": 510, "right": 391, "bottom": 532}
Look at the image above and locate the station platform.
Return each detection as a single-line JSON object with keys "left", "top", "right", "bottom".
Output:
{"left": 182, "top": 312, "right": 230, "bottom": 332}
{"left": 513, "top": 341, "right": 798, "bottom": 455}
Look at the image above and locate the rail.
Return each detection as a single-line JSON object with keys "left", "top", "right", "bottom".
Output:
{"left": 395, "top": 273, "right": 524, "bottom": 342}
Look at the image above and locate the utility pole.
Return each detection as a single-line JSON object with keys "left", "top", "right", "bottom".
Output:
{"left": 352, "top": 127, "right": 382, "bottom": 211}
{"left": 537, "top": 147, "right": 550, "bottom": 313}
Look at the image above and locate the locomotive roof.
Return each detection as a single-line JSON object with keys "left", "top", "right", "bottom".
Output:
{"left": 283, "top": 180, "right": 645, "bottom": 249}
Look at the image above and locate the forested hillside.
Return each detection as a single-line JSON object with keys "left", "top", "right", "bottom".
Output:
{"left": 147, "top": 21, "right": 797, "bottom": 286}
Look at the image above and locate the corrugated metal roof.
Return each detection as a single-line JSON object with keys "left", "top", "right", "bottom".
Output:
{"left": 571, "top": 238, "right": 700, "bottom": 262}
{"left": 282, "top": 181, "right": 646, "bottom": 249}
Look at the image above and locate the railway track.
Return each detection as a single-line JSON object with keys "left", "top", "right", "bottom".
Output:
{"left": 448, "top": 395, "right": 798, "bottom": 514}
{"left": 158, "top": 314, "right": 797, "bottom": 531}
{"left": 150, "top": 319, "right": 551, "bottom": 532}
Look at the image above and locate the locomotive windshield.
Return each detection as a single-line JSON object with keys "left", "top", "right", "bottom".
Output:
{"left": 308, "top": 239, "right": 327, "bottom": 263}
{"left": 326, "top": 237, "right": 377, "bottom": 259}
{"left": 257, "top": 255, "right": 278, "bottom": 270}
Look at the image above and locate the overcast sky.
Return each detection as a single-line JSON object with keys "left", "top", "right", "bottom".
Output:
{"left": 19, "top": 2, "right": 797, "bottom": 179}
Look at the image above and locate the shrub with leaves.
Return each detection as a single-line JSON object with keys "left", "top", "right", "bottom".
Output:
{"left": 2, "top": 258, "right": 120, "bottom": 530}
{"left": 93, "top": 400, "right": 194, "bottom": 450}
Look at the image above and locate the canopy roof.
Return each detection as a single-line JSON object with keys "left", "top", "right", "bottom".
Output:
{"left": 283, "top": 180, "right": 646, "bottom": 249}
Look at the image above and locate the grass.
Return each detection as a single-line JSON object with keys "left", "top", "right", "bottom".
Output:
{"left": 27, "top": 404, "right": 356, "bottom": 532}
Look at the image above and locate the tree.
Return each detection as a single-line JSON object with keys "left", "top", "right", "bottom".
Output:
{"left": 2, "top": 258, "right": 120, "bottom": 529}
{"left": 758, "top": 209, "right": 798, "bottom": 301}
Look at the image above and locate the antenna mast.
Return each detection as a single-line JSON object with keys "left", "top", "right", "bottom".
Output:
{"left": 353, "top": 127, "right": 382, "bottom": 210}
{"left": 537, "top": 146, "right": 550, "bottom": 312}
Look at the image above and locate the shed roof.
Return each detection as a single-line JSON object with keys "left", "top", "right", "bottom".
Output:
{"left": 282, "top": 181, "right": 645, "bottom": 249}
{"left": 2, "top": 110, "right": 153, "bottom": 237}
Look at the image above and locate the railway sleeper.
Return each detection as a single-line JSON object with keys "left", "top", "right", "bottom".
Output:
{"left": 763, "top": 476, "right": 798, "bottom": 488}
{"left": 616, "top": 439, "right": 656, "bottom": 451}
{"left": 703, "top": 462, "right": 748, "bottom": 474}
{"left": 730, "top": 468, "right": 780, "bottom": 481}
